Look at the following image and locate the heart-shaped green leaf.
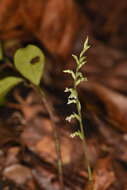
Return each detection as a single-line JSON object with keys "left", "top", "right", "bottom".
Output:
{"left": 0, "top": 76, "right": 23, "bottom": 105}
{"left": 14, "top": 45, "right": 45, "bottom": 86}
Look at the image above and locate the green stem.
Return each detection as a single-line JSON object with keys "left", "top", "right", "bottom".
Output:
{"left": 74, "top": 70, "right": 92, "bottom": 182}
{"left": 79, "top": 116, "right": 93, "bottom": 181}
{"left": 33, "top": 85, "right": 64, "bottom": 190}
{"left": 76, "top": 98, "right": 92, "bottom": 181}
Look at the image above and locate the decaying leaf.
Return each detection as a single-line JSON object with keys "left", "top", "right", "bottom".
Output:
{"left": 86, "top": 157, "right": 115, "bottom": 190}
{"left": 21, "top": 0, "right": 82, "bottom": 59}
{"left": 0, "top": 0, "right": 83, "bottom": 59}
{"left": 92, "top": 83, "right": 127, "bottom": 132}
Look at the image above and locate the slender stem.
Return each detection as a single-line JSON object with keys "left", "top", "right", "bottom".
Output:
{"left": 74, "top": 69, "right": 92, "bottom": 182}
{"left": 33, "top": 85, "right": 64, "bottom": 190}
{"left": 76, "top": 96, "right": 92, "bottom": 181}
{"left": 79, "top": 114, "right": 93, "bottom": 181}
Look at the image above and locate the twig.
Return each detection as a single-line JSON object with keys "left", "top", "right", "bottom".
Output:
{"left": 33, "top": 85, "right": 64, "bottom": 190}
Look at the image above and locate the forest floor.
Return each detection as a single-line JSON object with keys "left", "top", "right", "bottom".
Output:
{"left": 0, "top": 0, "right": 127, "bottom": 190}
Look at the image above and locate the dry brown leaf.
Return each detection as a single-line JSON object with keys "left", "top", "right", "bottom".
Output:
{"left": 86, "top": 157, "right": 115, "bottom": 190}
{"left": 21, "top": 0, "right": 82, "bottom": 59}
{"left": 85, "top": 83, "right": 127, "bottom": 132}
{"left": 21, "top": 118, "right": 84, "bottom": 166}
{"left": 3, "top": 164, "right": 32, "bottom": 185}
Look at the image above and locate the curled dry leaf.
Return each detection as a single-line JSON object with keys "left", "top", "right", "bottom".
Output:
{"left": 0, "top": 0, "right": 83, "bottom": 59}
{"left": 85, "top": 82, "right": 127, "bottom": 132}
{"left": 21, "top": 0, "right": 82, "bottom": 59}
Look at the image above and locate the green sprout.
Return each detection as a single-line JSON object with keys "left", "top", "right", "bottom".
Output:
{"left": 0, "top": 45, "right": 64, "bottom": 190}
{"left": 64, "top": 37, "right": 92, "bottom": 182}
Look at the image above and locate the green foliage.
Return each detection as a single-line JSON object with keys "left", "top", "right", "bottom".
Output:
{"left": 14, "top": 45, "right": 45, "bottom": 85}
{"left": 70, "top": 130, "right": 83, "bottom": 140}
{"left": 63, "top": 70, "right": 75, "bottom": 80}
{"left": 64, "top": 37, "right": 92, "bottom": 181}
{"left": 66, "top": 112, "right": 80, "bottom": 122}
{"left": 0, "top": 44, "right": 64, "bottom": 187}
{"left": 64, "top": 37, "right": 90, "bottom": 139}
{"left": 0, "top": 77, "right": 23, "bottom": 105}
{"left": 0, "top": 44, "right": 45, "bottom": 105}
